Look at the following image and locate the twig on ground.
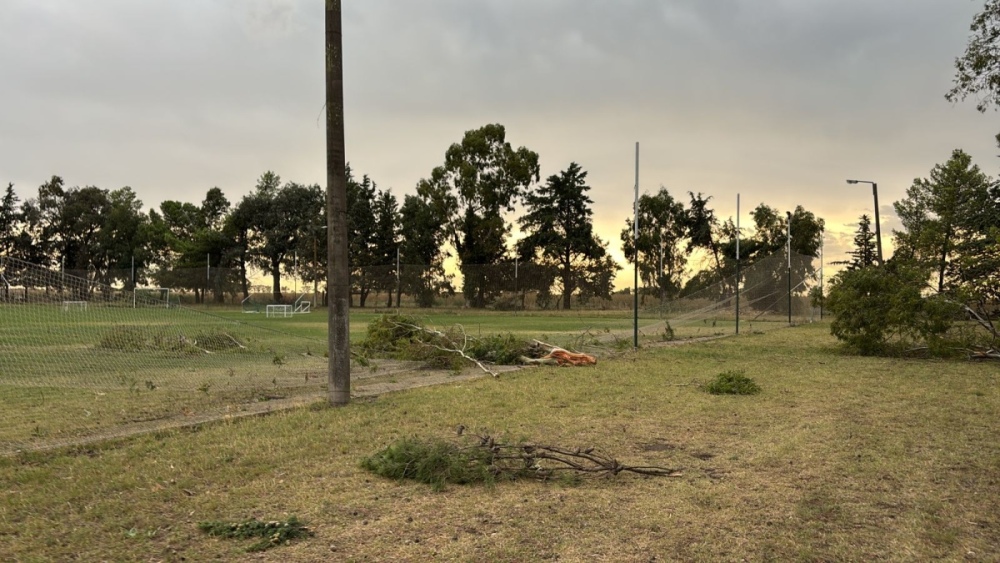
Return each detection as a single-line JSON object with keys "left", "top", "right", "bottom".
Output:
{"left": 222, "top": 333, "right": 247, "bottom": 349}
{"left": 466, "top": 431, "right": 683, "bottom": 479}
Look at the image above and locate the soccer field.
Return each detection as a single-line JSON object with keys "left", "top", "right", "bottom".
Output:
{"left": 0, "top": 302, "right": 797, "bottom": 453}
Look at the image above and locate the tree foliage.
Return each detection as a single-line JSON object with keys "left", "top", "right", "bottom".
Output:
{"left": 892, "top": 149, "right": 998, "bottom": 295}
{"left": 826, "top": 260, "right": 962, "bottom": 356}
{"left": 419, "top": 124, "right": 540, "bottom": 308}
{"left": 518, "top": 163, "right": 618, "bottom": 309}
{"left": 835, "top": 215, "right": 878, "bottom": 271}
{"left": 947, "top": 0, "right": 1000, "bottom": 114}
{"left": 620, "top": 187, "right": 689, "bottom": 301}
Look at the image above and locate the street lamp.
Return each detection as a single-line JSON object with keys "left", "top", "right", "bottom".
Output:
{"left": 845, "top": 179, "right": 884, "bottom": 265}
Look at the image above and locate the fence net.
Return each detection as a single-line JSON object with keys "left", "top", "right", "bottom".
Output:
{"left": 0, "top": 249, "right": 820, "bottom": 452}
{"left": 0, "top": 256, "right": 328, "bottom": 454}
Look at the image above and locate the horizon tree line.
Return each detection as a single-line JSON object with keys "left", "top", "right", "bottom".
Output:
{"left": 1, "top": 123, "right": 826, "bottom": 309}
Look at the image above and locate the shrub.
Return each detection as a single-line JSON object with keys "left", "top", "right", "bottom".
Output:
{"left": 825, "top": 262, "right": 963, "bottom": 356}
{"left": 703, "top": 370, "right": 760, "bottom": 395}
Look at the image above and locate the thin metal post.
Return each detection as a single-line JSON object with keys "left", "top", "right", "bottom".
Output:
{"left": 819, "top": 226, "right": 824, "bottom": 320}
{"left": 736, "top": 194, "right": 740, "bottom": 335}
{"left": 396, "top": 247, "right": 400, "bottom": 309}
{"left": 872, "top": 183, "right": 883, "bottom": 265}
{"left": 787, "top": 211, "right": 792, "bottom": 326}
{"left": 633, "top": 142, "right": 639, "bottom": 349}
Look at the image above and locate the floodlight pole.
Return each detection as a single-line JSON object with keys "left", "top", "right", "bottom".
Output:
{"left": 633, "top": 142, "right": 639, "bottom": 350}
{"left": 735, "top": 194, "right": 740, "bottom": 335}
{"left": 787, "top": 211, "right": 792, "bottom": 326}
{"left": 819, "top": 226, "right": 824, "bottom": 320}
{"left": 846, "top": 180, "right": 883, "bottom": 265}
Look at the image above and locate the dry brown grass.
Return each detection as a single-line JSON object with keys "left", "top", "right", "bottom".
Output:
{"left": 2, "top": 322, "right": 999, "bottom": 561}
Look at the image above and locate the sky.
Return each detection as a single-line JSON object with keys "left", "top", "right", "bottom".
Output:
{"left": 2, "top": 0, "right": 998, "bottom": 287}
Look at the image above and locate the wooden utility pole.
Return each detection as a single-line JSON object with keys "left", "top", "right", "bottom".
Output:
{"left": 326, "top": 0, "right": 350, "bottom": 405}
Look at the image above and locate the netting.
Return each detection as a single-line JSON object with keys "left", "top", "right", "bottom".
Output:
{"left": 0, "top": 256, "right": 329, "bottom": 454}
{"left": 622, "top": 249, "right": 821, "bottom": 341}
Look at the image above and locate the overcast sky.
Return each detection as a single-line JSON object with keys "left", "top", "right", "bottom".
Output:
{"left": 2, "top": 0, "right": 997, "bottom": 282}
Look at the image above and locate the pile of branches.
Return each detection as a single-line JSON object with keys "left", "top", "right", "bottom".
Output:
{"left": 361, "top": 427, "right": 682, "bottom": 490}
{"left": 358, "top": 314, "right": 599, "bottom": 376}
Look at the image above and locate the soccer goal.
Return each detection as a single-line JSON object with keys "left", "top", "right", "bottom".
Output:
{"left": 133, "top": 287, "right": 172, "bottom": 308}
{"left": 266, "top": 304, "right": 293, "bottom": 318}
{"left": 61, "top": 300, "right": 88, "bottom": 312}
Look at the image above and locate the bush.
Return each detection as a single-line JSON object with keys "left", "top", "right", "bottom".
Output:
{"left": 826, "top": 262, "right": 963, "bottom": 356}
{"left": 703, "top": 370, "right": 760, "bottom": 395}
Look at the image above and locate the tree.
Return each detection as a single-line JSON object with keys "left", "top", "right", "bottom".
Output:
{"left": 518, "top": 163, "right": 619, "bottom": 309}
{"left": 398, "top": 193, "right": 452, "bottom": 307}
{"left": 827, "top": 260, "right": 961, "bottom": 356}
{"left": 233, "top": 173, "right": 323, "bottom": 302}
{"left": 684, "top": 192, "right": 723, "bottom": 277}
{"left": 419, "top": 123, "right": 540, "bottom": 308}
{"left": 345, "top": 169, "right": 378, "bottom": 307}
{"left": 326, "top": 0, "right": 351, "bottom": 406}
{"left": 835, "top": 215, "right": 878, "bottom": 271}
{"left": 96, "top": 187, "right": 150, "bottom": 290}
{"left": 371, "top": 188, "right": 399, "bottom": 307}
{"left": 0, "top": 183, "right": 19, "bottom": 258}
{"left": 947, "top": 0, "right": 1000, "bottom": 116}
{"left": 620, "top": 187, "right": 689, "bottom": 302}
{"left": 893, "top": 149, "right": 995, "bottom": 294}
{"left": 733, "top": 203, "right": 824, "bottom": 314}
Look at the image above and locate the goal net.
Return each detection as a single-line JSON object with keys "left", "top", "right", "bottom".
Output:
{"left": 266, "top": 304, "right": 293, "bottom": 318}
{"left": 0, "top": 256, "right": 329, "bottom": 454}
{"left": 607, "top": 248, "right": 821, "bottom": 343}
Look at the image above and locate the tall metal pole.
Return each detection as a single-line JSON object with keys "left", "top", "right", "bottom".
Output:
{"left": 633, "top": 142, "right": 639, "bottom": 349}
{"left": 786, "top": 211, "right": 792, "bottom": 326}
{"left": 396, "top": 247, "right": 400, "bottom": 309}
{"left": 847, "top": 179, "right": 883, "bottom": 265}
{"left": 871, "top": 183, "right": 883, "bottom": 265}
{"left": 819, "top": 226, "right": 824, "bottom": 320}
{"left": 735, "top": 194, "right": 740, "bottom": 335}
{"left": 326, "top": 0, "right": 350, "bottom": 405}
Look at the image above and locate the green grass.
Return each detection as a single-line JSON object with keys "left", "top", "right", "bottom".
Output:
{"left": 1, "top": 323, "right": 998, "bottom": 560}
{"left": 0, "top": 301, "right": 818, "bottom": 453}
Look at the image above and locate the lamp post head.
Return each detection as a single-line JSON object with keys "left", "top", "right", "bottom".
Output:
{"left": 846, "top": 179, "right": 859, "bottom": 185}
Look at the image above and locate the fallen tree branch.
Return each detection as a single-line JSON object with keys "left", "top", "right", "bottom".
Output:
{"left": 968, "top": 347, "right": 1000, "bottom": 361}
{"left": 467, "top": 431, "right": 682, "bottom": 479}
{"left": 396, "top": 322, "right": 500, "bottom": 378}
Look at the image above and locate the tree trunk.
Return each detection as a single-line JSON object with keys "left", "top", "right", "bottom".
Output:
{"left": 326, "top": 0, "right": 351, "bottom": 405}
{"left": 561, "top": 261, "right": 572, "bottom": 310}
{"left": 271, "top": 259, "right": 282, "bottom": 302}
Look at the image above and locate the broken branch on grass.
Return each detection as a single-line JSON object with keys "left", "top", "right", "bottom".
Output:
{"left": 394, "top": 321, "right": 500, "bottom": 378}
{"left": 468, "top": 431, "right": 682, "bottom": 479}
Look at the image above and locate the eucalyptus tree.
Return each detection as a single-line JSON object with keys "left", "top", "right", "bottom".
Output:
{"left": 418, "top": 123, "right": 540, "bottom": 307}
{"left": 620, "top": 186, "right": 689, "bottom": 302}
